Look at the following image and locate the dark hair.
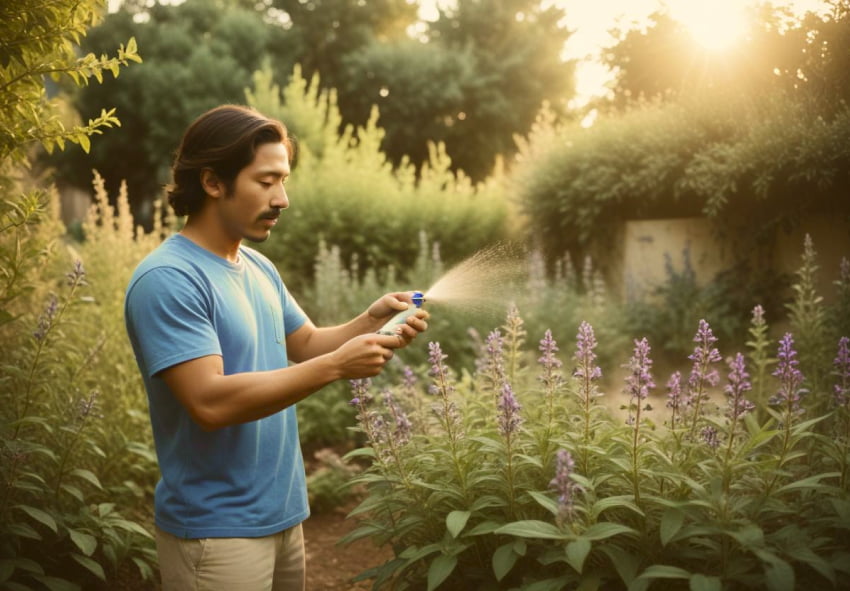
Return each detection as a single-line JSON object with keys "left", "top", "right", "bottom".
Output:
{"left": 167, "top": 105, "right": 294, "bottom": 217}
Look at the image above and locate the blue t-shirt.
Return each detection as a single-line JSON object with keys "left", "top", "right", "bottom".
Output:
{"left": 124, "top": 234, "right": 309, "bottom": 538}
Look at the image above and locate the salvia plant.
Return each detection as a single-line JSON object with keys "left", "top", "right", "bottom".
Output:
{"left": 342, "top": 267, "right": 850, "bottom": 590}
{"left": 1, "top": 178, "right": 162, "bottom": 590}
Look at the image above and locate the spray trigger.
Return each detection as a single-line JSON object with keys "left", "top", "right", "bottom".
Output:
{"left": 377, "top": 291, "right": 425, "bottom": 335}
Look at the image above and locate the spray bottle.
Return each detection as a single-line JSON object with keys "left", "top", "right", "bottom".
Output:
{"left": 377, "top": 291, "right": 425, "bottom": 335}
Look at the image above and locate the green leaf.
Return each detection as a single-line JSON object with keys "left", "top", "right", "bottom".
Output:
{"left": 566, "top": 538, "right": 591, "bottom": 573}
{"left": 528, "top": 490, "right": 559, "bottom": 515}
{"left": 0, "top": 559, "right": 13, "bottom": 583}
{"left": 70, "top": 553, "right": 105, "bottom": 581}
{"left": 689, "top": 574, "right": 722, "bottom": 591}
{"left": 495, "top": 520, "right": 567, "bottom": 540}
{"left": 29, "top": 575, "right": 80, "bottom": 591}
{"left": 762, "top": 555, "right": 795, "bottom": 591}
{"left": 492, "top": 542, "right": 519, "bottom": 581}
{"left": 69, "top": 529, "right": 97, "bottom": 556}
{"left": 660, "top": 508, "right": 684, "bottom": 546}
{"left": 637, "top": 564, "right": 691, "bottom": 580}
{"left": 427, "top": 554, "right": 457, "bottom": 591}
{"left": 589, "top": 495, "right": 644, "bottom": 520}
{"left": 15, "top": 505, "right": 57, "bottom": 533}
{"left": 776, "top": 473, "right": 839, "bottom": 494}
{"left": 446, "top": 510, "right": 470, "bottom": 538}
{"left": 523, "top": 576, "right": 571, "bottom": 591}
{"left": 60, "top": 484, "right": 84, "bottom": 503}
{"left": 71, "top": 469, "right": 102, "bottom": 489}
{"left": 582, "top": 522, "right": 637, "bottom": 541}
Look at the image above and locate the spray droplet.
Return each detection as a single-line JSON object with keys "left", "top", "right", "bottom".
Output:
{"left": 424, "top": 244, "right": 526, "bottom": 315}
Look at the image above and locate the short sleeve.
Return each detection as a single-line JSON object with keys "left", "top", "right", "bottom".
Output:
{"left": 281, "top": 283, "right": 307, "bottom": 336}
{"left": 125, "top": 267, "right": 222, "bottom": 378}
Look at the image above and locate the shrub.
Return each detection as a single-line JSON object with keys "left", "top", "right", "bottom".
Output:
{"left": 245, "top": 66, "right": 514, "bottom": 291}
{"left": 340, "top": 246, "right": 850, "bottom": 590}
{"left": 0, "top": 177, "right": 166, "bottom": 590}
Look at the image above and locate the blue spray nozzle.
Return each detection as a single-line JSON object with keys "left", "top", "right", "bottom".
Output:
{"left": 377, "top": 290, "right": 426, "bottom": 335}
{"left": 412, "top": 291, "right": 425, "bottom": 307}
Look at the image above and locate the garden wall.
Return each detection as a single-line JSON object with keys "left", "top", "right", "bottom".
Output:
{"left": 616, "top": 214, "right": 850, "bottom": 303}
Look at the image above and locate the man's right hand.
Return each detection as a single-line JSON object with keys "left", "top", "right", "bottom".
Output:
{"left": 329, "top": 333, "right": 405, "bottom": 379}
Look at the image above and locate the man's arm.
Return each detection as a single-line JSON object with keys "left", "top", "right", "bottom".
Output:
{"left": 286, "top": 291, "right": 428, "bottom": 363}
{"left": 159, "top": 332, "right": 405, "bottom": 431}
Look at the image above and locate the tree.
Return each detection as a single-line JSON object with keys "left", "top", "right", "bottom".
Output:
{"left": 423, "top": 0, "right": 575, "bottom": 180}
{"left": 0, "top": 0, "right": 140, "bottom": 166}
{"left": 600, "top": 1, "right": 850, "bottom": 109}
{"left": 50, "top": 0, "right": 289, "bottom": 219}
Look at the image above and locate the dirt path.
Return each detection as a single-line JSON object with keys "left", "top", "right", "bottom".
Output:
{"left": 303, "top": 504, "right": 393, "bottom": 590}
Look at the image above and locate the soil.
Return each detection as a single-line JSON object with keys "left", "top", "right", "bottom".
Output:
{"left": 303, "top": 503, "right": 393, "bottom": 591}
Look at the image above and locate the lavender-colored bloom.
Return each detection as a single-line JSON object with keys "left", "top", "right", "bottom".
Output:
{"left": 66, "top": 259, "right": 87, "bottom": 286}
{"left": 33, "top": 293, "right": 59, "bottom": 342}
{"left": 701, "top": 425, "right": 720, "bottom": 449}
{"left": 549, "top": 449, "right": 579, "bottom": 523}
{"left": 477, "top": 329, "right": 506, "bottom": 389}
{"left": 687, "top": 320, "right": 722, "bottom": 399}
{"left": 539, "top": 329, "right": 562, "bottom": 372}
{"left": 402, "top": 365, "right": 417, "bottom": 391}
{"left": 769, "top": 333, "right": 805, "bottom": 414}
{"left": 573, "top": 322, "right": 602, "bottom": 382}
{"left": 428, "top": 341, "right": 456, "bottom": 396}
{"left": 349, "top": 378, "right": 372, "bottom": 406}
{"left": 497, "top": 382, "right": 523, "bottom": 437}
{"left": 833, "top": 337, "right": 850, "bottom": 407}
{"left": 77, "top": 389, "right": 101, "bottom": 421}
{"left": 383, "top": 390, "right": 412, "bottom": 445}
{"left": 752, "top": 305, "right": 765, "bottom": 327}
{"left": 538, "top": 329, "right": 564, "bottom": 393}
{"left": 666, "top": 371, "right": 683, "bottom": 428}
{"left": 725, "top": 353, "right": 755, "bottom": 421}
{"left": 623, "top": 338, "right": 655, "bottom": 425}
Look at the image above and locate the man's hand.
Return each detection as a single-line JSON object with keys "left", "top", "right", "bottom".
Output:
{"left": 329, "top": 333, "right": 403, "bottom": 378}
{"left": 367, "top": 291, "right": 429, "bottom": 343}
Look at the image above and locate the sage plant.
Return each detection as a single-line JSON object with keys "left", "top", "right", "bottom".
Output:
{"left": 622, "top": 337, "right": 655, "bottom": 505}
{"left": 685, "top": 320, "right": 721, "bottom": 441}
{"left": 549, "top": 449, "right": 579, "bottom": 527}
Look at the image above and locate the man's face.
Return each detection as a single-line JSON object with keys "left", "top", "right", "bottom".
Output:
{"left": 217, "top": 141, "right": 291, "bottom": 243}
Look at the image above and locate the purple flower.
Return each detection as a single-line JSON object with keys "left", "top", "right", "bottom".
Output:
{"left": 383, "top": 390, "right": 412, "bottom": 446}
{"left": 725, "top": 353, "right": 755, "bottom": 421}
{"left": 701, "top": 425, "right": 720, "bottom": 449}
{"left": 538, "top": 329, "right": 564, "bottom": 392}
{"left": 769, "top": 333, "right": 805, "bottom": 415}
{"left": 66, "top": 259, "right": 87, "bottom": 286}
{"left": 477, "top": 329, "right": 506, "bottom": 390}
{"left": 573, "top": 322, "right": 601, "bottom": 383}
{"left": 833, "top": 337, "right": 850, "bottom": 407}
{"left": 402, "top": 365, "right": 417, "bottom": 392}
{"left": 497, "top": 382, "right": 523, "bottom": 437}
{"left": 549, "top": 449, "right": 579, "bottom": 523}
{"left": 687, "top": 320, "right": 722, "bottom": 400}
{"left": 33, "top": 293, "right": 59, "bottom": 342}
{"left": 623, "top": 338, "right": 655, "bottom": 424}
{"left": 349, "top": 378, "right": 372, "bottom": 406}
{"left": 540, "top": 329, "right": 562, "bottom": 372}
{"left": 666, "top": 371, "right": 684, "bottom": 428}
{"left": 752, "top": 305, "right": 765, "bottom": 327}
{"left": 77, "top": 389, "right": 101, "bottom": 421}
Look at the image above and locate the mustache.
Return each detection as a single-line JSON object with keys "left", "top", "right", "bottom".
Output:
{"left": 258, "top": 209, "right": 281, "bottom": 220}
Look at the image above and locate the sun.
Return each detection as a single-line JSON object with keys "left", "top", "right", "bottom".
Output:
{"left": 669, "top": 0, "right": 749, "bottom": 51}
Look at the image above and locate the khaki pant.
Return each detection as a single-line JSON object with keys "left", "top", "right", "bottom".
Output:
{"left": 155, "top": 524, "right": 305, "bottom": 591}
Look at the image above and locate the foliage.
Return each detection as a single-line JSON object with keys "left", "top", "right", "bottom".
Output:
{"left": 516, "top": 87, "right": 850, "bottom": 269}
{"left": 341, "top": 243, "right": 850, "bottom": 590}
{"left": 627, "top": 247, "right": 791, "bottom": 357}
{"left": 601, "top": 1, "right": 850, "bottom": 109}
{"left": 0, "top": 177, "right": 167, "bottom": 590}
{"left": 49, "top": 0, "right": 290, "bottom": 216}
{"left": 0, "top": 0, "right": 141, "bottom": 166}
{"left": 246, "top": 65, "right": 513, "bottom": 290}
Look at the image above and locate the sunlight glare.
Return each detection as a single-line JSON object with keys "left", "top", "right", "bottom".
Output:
{"left": 669, "top": 0, "right": 748, "bottom": 51}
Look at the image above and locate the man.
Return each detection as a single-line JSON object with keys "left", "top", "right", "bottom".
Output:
{"left": 124, "top": 104, "right": 427, "bottom": 590}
